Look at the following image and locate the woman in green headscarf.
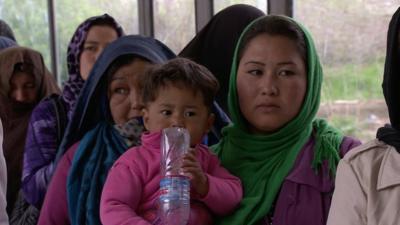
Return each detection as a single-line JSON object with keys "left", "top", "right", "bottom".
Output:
{"left": 213, "top": 15, "right": 361, "bottom": 225}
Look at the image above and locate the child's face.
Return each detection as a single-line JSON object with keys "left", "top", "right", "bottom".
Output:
{"left": 143, "top": 83, "right": 214, "bottom": 146}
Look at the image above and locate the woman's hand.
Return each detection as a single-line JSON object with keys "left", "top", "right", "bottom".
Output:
{"left": 182, "top": 148, "right": 209, "bottom": 197}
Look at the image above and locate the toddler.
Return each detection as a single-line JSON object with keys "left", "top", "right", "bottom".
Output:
{"left": 100, "top": 58, "right": 242, "bottom": 225}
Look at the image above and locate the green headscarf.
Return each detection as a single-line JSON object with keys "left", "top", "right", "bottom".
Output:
{"left": 213, "top": 15, "right": 344, "bottom": 225}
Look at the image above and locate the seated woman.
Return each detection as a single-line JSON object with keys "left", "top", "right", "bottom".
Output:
{"left": 22, "top": 14, "right": 124, "bottom": 209}
{"left": 38, "top": 35, "right": 175, "bottom": 225}
{"left": 179, "top": 4, "right": 264, "bottom": 144}
{"left": 213, "top": 15, "right": 361, "bottom": 225}
{"left": 327, "top": 7, "right": 400, "bottom": 225}
{"left": 0, "top": 47, "right": 60, "bottom": 215}
{"left": 0, "top": 119, "right": 9, "bottom": 225}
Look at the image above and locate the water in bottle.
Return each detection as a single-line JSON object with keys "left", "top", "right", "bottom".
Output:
{"left": 158, "top": 127, "right": 191, "bottom": 225}
{"left": 158, "top": 176, "right": 190, "bottom": 225}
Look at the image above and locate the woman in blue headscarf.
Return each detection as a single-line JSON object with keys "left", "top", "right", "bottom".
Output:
{"left": 38, "top": 35, "right": 175, "bottom": 225}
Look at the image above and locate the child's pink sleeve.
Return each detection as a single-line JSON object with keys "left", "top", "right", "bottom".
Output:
{"left": 100, "top": 162, "right": 151, "bottom": 225}
{"left": 196, "top": 147, "right": 242, "bottom": 216}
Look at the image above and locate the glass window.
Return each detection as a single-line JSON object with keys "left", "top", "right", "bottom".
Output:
{"left": 213, "top": 0, "right": 267, "bottom": 14}
{"left": 295, "top": 0, "right": 397, "bottom": 141}
{"left": 154, "top": 0, "right": 196, "bottom": 54}
{"left": 56, "top": 0, "right": 139, "bottom": 84}
{"left": 0, "top": 0, "right": 51, "bottom": 72}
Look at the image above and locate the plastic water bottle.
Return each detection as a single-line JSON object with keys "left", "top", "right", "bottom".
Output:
{"left": 158, "top": 127, "right": 190, "bottom": 225}
{"left": 159, "top": 176, "right": 190, "bottom": 225}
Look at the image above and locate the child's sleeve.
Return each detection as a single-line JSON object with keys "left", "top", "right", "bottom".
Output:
{"left": 100, "top": 162, "right": 151, "bottom": 225}
{"left": 195, "top": 148, "right": 242, "bottom": 216}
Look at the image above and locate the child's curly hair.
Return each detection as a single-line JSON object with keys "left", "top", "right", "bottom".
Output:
{"left": 141, "top": 57, "right": 219, "bottom": 111}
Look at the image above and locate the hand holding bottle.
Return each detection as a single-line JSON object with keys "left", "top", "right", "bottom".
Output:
{"left": 182, "top": 148, "right": 209, "bottom": 197}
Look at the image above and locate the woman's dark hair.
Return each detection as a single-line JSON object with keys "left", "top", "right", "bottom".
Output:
{"left": 141, "top": 57, "right": 219, "bottom": 111}
{"left": 238, "top": 15, "right": 307, "bottom": 66}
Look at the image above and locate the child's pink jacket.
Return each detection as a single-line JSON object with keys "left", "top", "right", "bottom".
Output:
{"left": 100, "top": 131, "right": 242, "bottom": 225}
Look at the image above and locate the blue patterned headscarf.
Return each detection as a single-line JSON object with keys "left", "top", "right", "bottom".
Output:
{"left": 60, "top": 35, "right": 175, "bottom": 225}
{"left": 62, "top": 14, "right": 124, "bottom": 119}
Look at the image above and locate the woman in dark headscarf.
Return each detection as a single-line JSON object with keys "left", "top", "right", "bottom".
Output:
{"left": 38, "top": 35, "right": 175, "bottom": 225}
{"left": 179, "top": 4, "right": 264, "bottom": 144}
{"left": 22, "top": 14, "right": 124, "bottom": 208}
{"left": 327, "top": 7, "right": 400, "bottom": 225}
{"left": 180, "top": 4, "right": 264, "bottom": 114}
{"left": 213, "top": 15, "right": 361, "bottom": 225}
{"left": 0, "top": 47, "right": 60, "bottom": 215}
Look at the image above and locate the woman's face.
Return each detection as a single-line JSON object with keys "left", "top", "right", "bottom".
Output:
{"left": 9, "top": 71, "right": 38, "bottom": 104}
{"left": 108, "top": 59, "right": 151, "bottom": 125}
{"left": 79, "top": 25, "right": 118, "bottom": 80}
{"left": 236, "top": 33, "right": 307, "bottom": 134}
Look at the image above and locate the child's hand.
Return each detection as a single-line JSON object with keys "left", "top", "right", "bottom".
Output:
{"left": 182, "top": 148, "right": 209, "bottom": 197}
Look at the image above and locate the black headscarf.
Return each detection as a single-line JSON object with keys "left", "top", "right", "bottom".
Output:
{"left": 376, "top": 7, "right": 400, "bottom": 153}
{"left": 179, "top": 4, "right": 264, "bottom": 113}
